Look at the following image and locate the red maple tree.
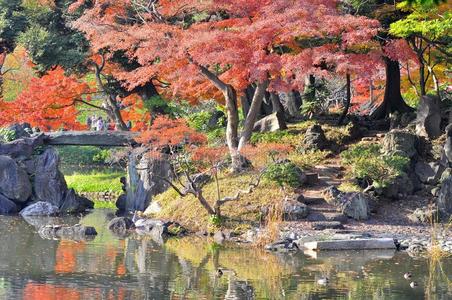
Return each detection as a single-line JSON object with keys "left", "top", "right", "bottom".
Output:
{"left": 72, "top": 0, "right": 381, "bottom": 171}
{"left": 0, "top": 67, "right": 91, "bottom": 130}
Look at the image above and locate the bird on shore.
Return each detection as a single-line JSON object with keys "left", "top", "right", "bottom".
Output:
{"left": 410, "top": 282, "right": 418, "bottom": 288}
{"left": 317, "top": 277, "right": 329, "bottom": 285}
{"left": 404, "top": 272, "right": 412, "bottom": 280}
{"left": 217, "top": 269, "right": 223, "bottom": 277}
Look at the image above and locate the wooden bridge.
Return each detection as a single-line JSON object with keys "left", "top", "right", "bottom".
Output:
{"left": 43, "top": 131, "right": 140, "bottom": 147}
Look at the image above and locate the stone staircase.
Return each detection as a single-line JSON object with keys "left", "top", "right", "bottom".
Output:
{"left": 288, "top": 130, "right": 388, "bottom": 230}
{"left": 296, "top": 163, "right": 347, "bottom": 230}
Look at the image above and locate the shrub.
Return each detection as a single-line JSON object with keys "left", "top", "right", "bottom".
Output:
{"left": 56, "top": 146, "right": 117, "bottom": 166}
{"left": 263, "top": 161, "right": 302, "bottom": 188}
{"left": 187, "top": 111, "right": 212, "bottom": 132}
{"left": 186, "top": 110, "right": 226, "bottom": 144}
{"left": 93, "top": 149, "right": 112, "bottom": 163}
{"left": 0, "top": 128, "right": 16, "bottom": 142}
{"left": 288, "top": 150, "right": 331, "bottom": 169}
{"left": 250, "top": 130, "right": 293, "bottom": 144}
{"left": 341, "top": 143, "right": 410, "bottom": 188}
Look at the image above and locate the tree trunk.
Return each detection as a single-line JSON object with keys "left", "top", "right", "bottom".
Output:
{"left": 224, "top": 85, "right": 240, "bottom": 152}
{"left": 270, "top": 92, "right": 284, "bottom": 114}
{"left": 303, "top": 75, "right": 316, "bottom": 102}
{"left": 106, "top": 95, "right": 129, "bottom": 130}
{"left": 371, "top": 58, "right": 413, "bottom": 120}
{"left": 193, "top": 61, "right": 244, "bottom": 172}
{"left": 338, "top": 74, "right": 351, "bottom": 125}
{"left": 286, "top": 91, "right": 301, "bottom": 118}
{"left": 240, "top": 95, "right": 250, "bottom": 121}
{"left": 427, "top": 65, "right": 441, "bottom": 99}
{"left": 419, "top": 62, "right": 426, "bottom": 96}
{"left": 261, "top": 91, "right": 273, "bottom": 116}
{"left": 0, "top": 51, "right": 6, "bottom": 96}
{"left": 93, "top": 59, "right": 128, "bottom": 130}
{"left": 238, "top": 80, "right": 269, "bottom": 151}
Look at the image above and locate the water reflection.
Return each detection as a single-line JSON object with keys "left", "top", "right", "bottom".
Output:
{"left": 0, "top": 209, "right": 449, "bottom": 299}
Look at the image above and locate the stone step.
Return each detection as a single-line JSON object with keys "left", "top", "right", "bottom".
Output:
{"left": 309, "top": 206, "right": 339, "bottom": 213}
{"left": 304, "top": 173, "right": 320, "bottom": 186}
{"left": 300, "top": 197, "right": 325, "bottom": 205}
{"left": 307, "top": 212, "right": 348, "bottom": 223}
{"left": 311, "top": 221, "right": 345, "bottom": 230}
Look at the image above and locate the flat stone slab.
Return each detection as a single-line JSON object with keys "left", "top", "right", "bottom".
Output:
{"left": 44, "top": 131, "right": 139, "bottom": 146}
{"left": 304, "top": 238, "right": 396, "bottom": 251}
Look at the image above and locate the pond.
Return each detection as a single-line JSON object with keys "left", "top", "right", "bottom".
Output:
{"left": 0, "top": 209, "right": 450, "bottom": 299}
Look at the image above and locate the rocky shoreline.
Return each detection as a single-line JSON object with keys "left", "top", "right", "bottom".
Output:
{"left": 0, "top": 124, "right": 93, "bottom": 216}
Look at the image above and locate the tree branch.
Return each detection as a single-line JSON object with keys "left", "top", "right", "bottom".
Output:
{"left": 186, "top": 52, "right": 229, "bottom": 92}
{"left": 216, "top": 170, "right": 265, "bottom": 206}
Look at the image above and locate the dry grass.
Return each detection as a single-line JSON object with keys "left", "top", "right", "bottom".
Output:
{"left": 338, "top": 181, "right": 362, "bottom": 193}
{"left": 289, "top": 150, "right": 331, "bottom": 170}
{"left": 151, "top": 170, "right": 284, "bottom": 232}
{"left": 255, "top": 199, "right": 284, "bottom": 248}
{"left": 427, "top": 218, "right": 451, "bottom": 261}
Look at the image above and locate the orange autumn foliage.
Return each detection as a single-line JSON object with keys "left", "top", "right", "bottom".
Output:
{"left": 191, "top": 145, "right": 228, "bottom": 168}
{"left": 0, "top": 67, "right": 91, "bottom": 130}
{"left": 119, "top": 94, "right": 151, "bottom": 131}
{"left": 241, "top": 143, "right": 293, "bottom": 168}
{"left": 138, "top": 116, "right": 206, "bottom": 148}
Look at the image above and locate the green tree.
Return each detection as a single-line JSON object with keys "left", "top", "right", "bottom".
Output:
{"left": 390, "top": 2, "right": 451, "bottom": 97}
{"left": 0, "top": 0, "right": 27, "bottom": 93}
{"left": 18, "top": 0, "right": 89, "bottom": 74}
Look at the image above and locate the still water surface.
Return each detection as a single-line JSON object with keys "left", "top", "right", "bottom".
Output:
{"left": 0, "top": 209, "right": 450, "bottom": 299}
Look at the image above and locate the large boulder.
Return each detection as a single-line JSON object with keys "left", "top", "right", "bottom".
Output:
{"left": 380, "top": 174, "right": 415, "bottom": 199}
{"left": 108, "top": 217, "right": 135, "bottom": 236}
{"left": 0, "top": 155, "right": 32, "bottom": 203}
{"left": 124, "top": 148, "right": 172, "bottom": 212}
{"left": 340, "top": 193, "right": 371, "bottom": 220}
{"left": 6, "top": 123, "right": 32, "bottom": 139}
{"left": 444, "top": 124, "right": 452, "bottom": 164}
{"left": 282, "top": 199, "right": 309, "bottom": 221}
{"left": 0, "top": 194, "right": 18, "bottom": 214}
{"left": 33, "top": 148, "right": 67, "bottom": 207}
{"left": 253, "top": 111, "right": 288, "bottom": 133}
{"left": 144, "top": 201, "right": 162, "bottom": 216}
{"left": 59, "top": 189, "right": 94, "bottom": 214}
{"left": 302, "top": 124, "right": 328, "bottom": 151}
{"left": 415, "top": 95, "right": 442, "bottom": 139}
{"left": 19, "top": 201, "right": 59, "bottom": 216}
{"left": 408, "top": 205, "right": 439, "bottom": 224}
{"left": 437, "top": 176, "right": 452, "bottom": 217}
{"left": 0, "top": 134, "right": 45, "bottom": 159}
{"left": 382, "top": 130, "right": 418, "bottom": 158}
{"left": 414, "top": 161, "right": 444, "bottom": 185}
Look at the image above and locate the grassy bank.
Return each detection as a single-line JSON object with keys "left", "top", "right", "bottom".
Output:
{"left": 149, "top": 120, "right": 361, "bottom": 232}
{"left": 65, "top": 171, "right": 125, "bottom": 193}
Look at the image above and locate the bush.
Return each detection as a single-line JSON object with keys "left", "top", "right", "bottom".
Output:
{"left": 144, "top": 95, "right": 184, "bottom": 117}
{"left": 93, "top": 149, "right": 112, "bottom": 163}
{"left": 56, "top": 146, "right": 115, "bottom": 166}
{"left": 187, "top": 111, "right": 213, "bottom": 132}
{"left": 0, "top": 128, "right": 16, "bottom": 142}
{"left": 341, "top": 143, "right": 410, "bottom": 188}
{"left": 250, "top": 130, "right": 293, "bottom": 144}
{"left": 263, "top": 161, "right": 302, "bottom": 188}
